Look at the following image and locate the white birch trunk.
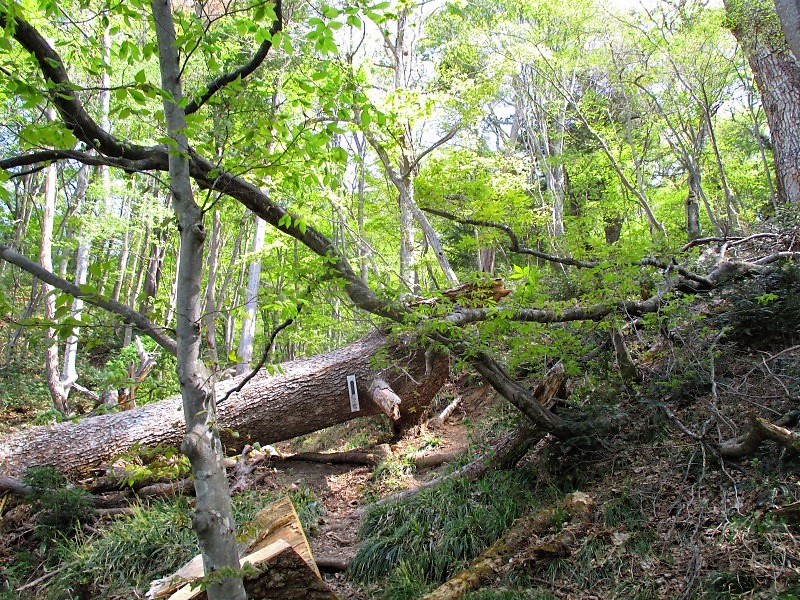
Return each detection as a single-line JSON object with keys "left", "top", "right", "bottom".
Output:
{"left": 236, "top": 214, "right": 266, "bottom": 375}
{"left": 40, "top": 112, "right": 68, "bottom": 415}
{"left": 61, "top": 163, "right": 91, "bottom": 393}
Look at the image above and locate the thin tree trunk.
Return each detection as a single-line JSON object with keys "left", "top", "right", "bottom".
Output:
{"left": 164, "top": 237, "right": 181, "bottom": 326}
{"left": 354, "top": 133, "right": 369, "bottom": 283}
{"left": 124, "top": 222, "right": 148, "bottom": 347}
{"left": 686, "top": 169, "right": 702, "bottom": 241}
{"left": 398, "top": 183, "right": 417, "bottom": 291}
{"left": 111, "top": 199, "right": 132, "bottom": 304}
{"left": 40, "top": 111, "right": 69, "bottom": 416}
{"left": 150, "top": 2, "right": 245, "bottom": 597}
{"left": 219, "top": 213, "right": 248, "bottom": 356}
{"left": 61, "top": 162, "right": 91, "bottom": 393}
{"left": 701, "top": 96, "right": 740, "bottom": 230}
{"left": 204, "top": 211, "right": 222, "bottom": 371}
{"left": 236, "top": 214, "right": 266, "bottom": 375}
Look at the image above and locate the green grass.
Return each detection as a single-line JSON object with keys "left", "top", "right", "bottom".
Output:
{"left": 350, "top": 468, "right": 538, "bottom": 593}
{"left": 22, "top": 489, "right": 277, "bottom": 599}
{"left": 43, "top": 497, "right": 199, "bottom": 599}
{"left": 288, "top": 484, "right": 326, "bottom": 536}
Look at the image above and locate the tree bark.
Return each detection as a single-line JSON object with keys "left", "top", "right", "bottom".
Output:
{"left": 61, "top": 162, "right": 91, "bottom": 393}
{"left": 203, "top": 210, "right": 222, "bottom": 370}
{"left": 150, "top": 2, "right": 244, "bottom": 597}
{"left": 237, "top": 214, "right": 266, "bottom": 375}
{"left": 774, "top": 0, "right": 800, "bottom": 60}
{"left": 0, "top": 330, "right": 448, "bottom": 478}
{"left": 726, "top": 0, "right": 800, "bottom": 204}
{"left": 39, "top": 114, "right": 69, "bottom": 416}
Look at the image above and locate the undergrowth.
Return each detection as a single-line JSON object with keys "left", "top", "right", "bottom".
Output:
{"left": 350, "top": 468, "right": 539, "bottom": 598}
{"left": 15, "top": 489, "right": 277, "bottom": 599}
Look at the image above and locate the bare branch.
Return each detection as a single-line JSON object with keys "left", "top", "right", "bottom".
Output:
{"left": 442, "top": 296, "right": 665, "bottom": 328}
{"left": 0, "top": 149, "right": 166, "bottom": 174}
{"left": 407, "top": 125, "right": 460, "bottom": 174}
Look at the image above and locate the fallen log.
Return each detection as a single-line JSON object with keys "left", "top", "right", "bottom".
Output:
{"left": 361, "top": 362, "right": 566, "bottom": 513}
{"left": 422, "top": 492, "right": 594, "bottom": 600}
{"left": 280, "top": 444, "right": 392, "bottom": 466}
{"left": 0, "top": 330, "right": 448, "bottom": 477}
{"left": 719, "top": 411, "right": 800, "bottom": 457}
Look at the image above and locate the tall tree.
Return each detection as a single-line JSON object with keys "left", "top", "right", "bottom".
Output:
{"left": 236, "top": 214, "right": 265, "bottom": 375}
{"left": 725, "top": 0, "right": 800, "bottom": 204}
{"left": 355, "top": 1, "right": 461, "bottom": 290}
{"left": 39, "top": 111, "right": 69, "bottom": 416}
{"left": 149, "top": 1, "right": 244, "bottom": 596}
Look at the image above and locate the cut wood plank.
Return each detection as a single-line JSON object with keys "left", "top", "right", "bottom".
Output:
{"left": 247, "top": 496, "right": 319, "bottom": 577}
{"left": 167, "top": 540, "right": 338, "bottom": 599}
{"left": 148, "top": 496, "right": 322, "bottom": 599}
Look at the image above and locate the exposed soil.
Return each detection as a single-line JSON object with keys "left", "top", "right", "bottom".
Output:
{"left": 258, "top": 379, "right": 483, "bottom": 598}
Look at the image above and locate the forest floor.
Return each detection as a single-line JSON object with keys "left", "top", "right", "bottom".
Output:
{"left": 266, "top": 381, "right": 483, "bottom": 599}
{"left": 229, "top": 341, "right": 800, "bottom": 599}
{"left": 4, "top": 296, "right": 800, "bottom": 598}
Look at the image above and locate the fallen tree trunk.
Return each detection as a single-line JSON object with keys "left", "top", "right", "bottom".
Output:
{"left": 422, "top": 492, "right": 594, "bottom": 600}
{"left": 0, "top": 331, "right": 448, "bottom": 477}
{"left": 280, "top": 444, "right": 392, "bottom": 466}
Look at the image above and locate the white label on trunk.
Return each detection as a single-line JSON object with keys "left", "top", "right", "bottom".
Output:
{"left": 347, "top": 375, "right": 360, "bottom": 412}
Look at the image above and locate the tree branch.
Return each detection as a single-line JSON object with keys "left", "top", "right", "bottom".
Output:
{"left": 421, "top": 206, "right": 727, "bottom": 289}
{"left": 184, "top": 1, "right": 283, "bottom": 115}
{"left": 407, "top": 125, "right": 460, "bottom": 174}
{"left": 0, "top": 149, "right": 167, "bottom": 174}
{"left": 0, "top": 244, "right": 177, "bottom": 355}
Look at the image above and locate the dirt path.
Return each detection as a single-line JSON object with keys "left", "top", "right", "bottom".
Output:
{"left": 240, "top": 380, "right": 492, "bottom": 597}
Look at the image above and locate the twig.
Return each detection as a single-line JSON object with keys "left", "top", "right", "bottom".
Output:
{"left": 219, "top": 298, "right": 306, "bottom": 405}
{"left": 426, "top": 396, "right": 461, "bottom": 429}
{"left": 16, "top": 561, "right": 79, "bottom": 592}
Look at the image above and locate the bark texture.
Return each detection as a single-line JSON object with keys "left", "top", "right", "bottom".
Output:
{"left": 726, "top": 0, "right": 800, "bottom": 204}
{"left": 0, "top": 331, "right": 448, "bottom": 477}
{"left": 153, "top": 3, "right": 245, "bottom": 596}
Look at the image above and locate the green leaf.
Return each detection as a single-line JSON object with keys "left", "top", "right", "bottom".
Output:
{"left": 129, "top": 88, "right": 147, "bottom": 105}
{"left": 360, "top": 110, "right": 371, "bottom": 128}
{"left": 56, "top": 294, "right": 72, "bottom": 308}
